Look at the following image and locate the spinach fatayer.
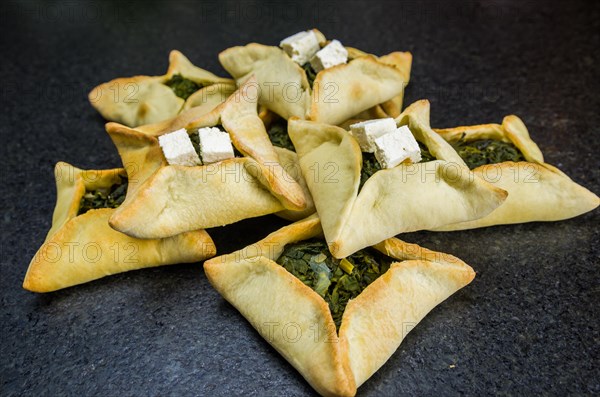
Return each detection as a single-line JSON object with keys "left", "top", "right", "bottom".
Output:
{"left": 431, "top": 115, "right": 599, "bottom": 230}
{"left": 88, "top": 50, "right": 233, "bottom": 127}
{"left": 24, "top": 163, "right": 215, "bottom": 293}
{"left": 204, "top": 215, "right": 476, "bottom": 397}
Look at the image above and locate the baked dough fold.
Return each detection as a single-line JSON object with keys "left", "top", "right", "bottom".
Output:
{"left": 106, "top": 77, "right": 311, "bottom": 238}
{"left": 431, "top": 116, "right": 599, "bottom": 230}
{"left": 204, "top": 215, "right": 475, "bottom": 397}
{"left": 23, "top": 162, "right": 216, "bottom": 293}
{"left": 219, "top": 29, "right": 412, "bottom": 126}
{"left": 89, "top": 50, "right": 234, "bottom": 127}
{"left": 288, "top": 99, "right": 508, "bottom": 258}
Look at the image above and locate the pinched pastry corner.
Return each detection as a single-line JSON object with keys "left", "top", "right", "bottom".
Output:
{"left": 204, "top": 215, "right": 475, "bottom": 397}
{"left": 219, "top": 29, "right": 412, "bottom": 126}
{"left": 106, "top": 77, "right": 311, "bottom": 239}
{"left": 89, "top": 50, "right": 235, "bottom": 127}
{"left": 288, "top": 99, "right": 508, "bottom": 258}
{"left": 431, "top": 116, "right": 599, "bottom": 230}
{"left": 23, "top": 162, "right": 216, "bottom": 293}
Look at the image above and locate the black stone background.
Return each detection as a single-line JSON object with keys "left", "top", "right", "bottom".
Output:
{"left": 1, "top": 0, "right": 599, "bottom": 396}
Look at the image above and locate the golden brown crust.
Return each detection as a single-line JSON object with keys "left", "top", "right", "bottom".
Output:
{"left": 432, "top": 116, "right": 599, "bottom": 230}
{"left": 218, "top": 36, "right": 412, "bottom": 125}
{"left": 310, "top": 55, "right": 409, "bottom": 125}
{"left": 219, "top": 43, "right": 312, "bottom": 120}
{"left": 433, "top": 161, "right": 599, "bottom": 230}
{"left": 88, "top": 50, "right": 233, "bottom": 127}
{"left": 108, "top": 158, "right": 285, "bottom": 237}
{"left": 106, "top": 78, "right": 308, "bottom": 238}
{"left": 23, "top": 162, "right": 216, "bottom": 293}
{"left": 166, "top": 50, "right": 232, "bottom": 85}
{"left": 135, "top": 83, "right": 237, "bottom": 136}
{"left": 272, "top": 147, "right": 316, "bottom": 221}
{"left": 288, "top": 117, "right": 362, "bottom": 251}
{"left": 340, "top": 258, "right": 474, "bottom": 387}
{"left": 221, "top": 83, "right": 305, "bottom": 210}
{"left": 204, "top": 215, "right": 475, "bottom": 396}
{"left": 289, "top": 100, "right": 508, "bottom": 258}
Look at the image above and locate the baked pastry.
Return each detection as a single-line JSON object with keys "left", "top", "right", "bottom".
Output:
{"left": 219, "top": 29, "right": 411, "bottom": 125}
{"left": 288, "top": 99, "right": 508, "bottom": 258}
{"left": 204, "top": 215, "right": 475, "bottom": 397}
{"left": 430, "top": 116, "right": 599, "bottom": 230}
{"left": 106, "top": 77, "right": 310, "bottom": 239}
{"left": 23, "top": 162, "right": 216, "bottom": 293}
{"left": 89, "top": 50, "right": 235, "bottom": 127}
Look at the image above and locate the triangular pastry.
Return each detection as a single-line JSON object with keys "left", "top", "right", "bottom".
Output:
{"left": 23, "top": 162, "right": 216, "bottom": 293}
{"left": 219, "top": 29, "right": 411, "bottom": 126}
{"left": 288, "top": 100, "right": 508, "bottom": 258}
{"left": 89, "top": 50, "right": 234, "bottom": 127}
{"left": 106, "top": 77, "right": 310, "bottom": 239}
{"left": 431, "top": 116, "right": 599, "bottom": 230}
{"left": 204, "top": 215, "right": 475, "bottom": 397}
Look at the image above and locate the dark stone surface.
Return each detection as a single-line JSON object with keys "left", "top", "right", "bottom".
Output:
{"left": 1, "top": 0, "right": 599, "bottom": 396}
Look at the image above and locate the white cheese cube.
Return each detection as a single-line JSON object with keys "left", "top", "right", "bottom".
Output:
{"left": 197, "top": 127, "right": 235, "bottom": 164}
{"left": 373, "top": 126, "right": 422, "bottom": 169}
{"left": 158, "top": 128, "right": 201, "bottom": 166}
{"left": 349, "top": 118, "right": 397, "bottom": 153}
{"left": 310, "top": 39, "right": 348, "bottom": 72}
{"left": 280, "top": 30, "right": 320, "bottom": 65}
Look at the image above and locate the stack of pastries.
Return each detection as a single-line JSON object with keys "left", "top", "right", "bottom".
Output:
{"left": 23, "top": 29, "right": 599, "bottom": 397}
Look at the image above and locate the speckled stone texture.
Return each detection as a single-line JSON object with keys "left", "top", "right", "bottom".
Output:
{"left": 1, "top": 1, "right": 599, "bottom": 396}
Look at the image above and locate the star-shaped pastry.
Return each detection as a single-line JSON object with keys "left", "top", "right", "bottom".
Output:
{"left": 204, "top": 214, "right": 475, "bottom": 397}
{"left": 106, "top": 77, "right": 312, "bottom": 239}
{"left": 23, "top": 162, "right": 216, "bottom": 293}
{"left": 89, "top": 50, "right": 235, "bottom": 127}
{"left": 288, "top": 100, "right": 508, "bottom": 258}
{"left": 431, "top": 115, "right": 599, "bottom": 230}
{"left": 219, "top": 29, "right": 412, "bottom": 125}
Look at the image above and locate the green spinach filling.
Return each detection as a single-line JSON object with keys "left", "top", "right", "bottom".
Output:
{"left": 276, "top": 239, "right": 394, "bottom": 330}
{"left": 359, "top": 152, "right": 381, "bottom": 191}
{"left": 189, "top": 129, "right": 202, "bottom": 159}
{"left": 419, "top": 142, "right": 436, "bottom": 162}
{"left": 302, "top": 63, "right": 318, "bottom": 88}
{"left": 164, "top": 74, "right": 203, "bottom": 100}
{"left": 358, "top": 144, "right": 436, "bottom": 191}
{"left": 452, "top": 136, "right": 525, "bottom": 169}
{"left": 267, "top": 119, "right": 295, "bottom": 151}
{"left": 78, "top": 175, "right": 128, "bottom": 215}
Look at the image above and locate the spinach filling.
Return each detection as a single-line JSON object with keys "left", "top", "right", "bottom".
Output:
{"left": 276, "top": 239, "right": 394, "bottom": 330}
{"left": 359, "top": 152, "right": 381, "bottom": 191}
{"left": 189, "top": 129, "right": 202, "bottom": 159}
{"left": 78, "top": 175, "right": 128, "bottom": 215}
{"left": 358, "top": 143, "right": 436, "bottom": 191}
{"left": 419, "top": 142, "right": 436, "bottom": 162}
{"left": 164, "top": 74, "right": 203, "bottom": 100}
{"left": 267, "top": 119, "right": 295, "bottom": 151}
{"left": 452, "top": 136, "right": 525, "bottom": 169}
{"left": 302, "top": 63, "right": 318, "bottom": 88}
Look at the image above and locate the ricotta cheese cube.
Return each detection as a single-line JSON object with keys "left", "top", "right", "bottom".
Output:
{"left": 280, "top": 30, "right": 320, "bottom": 65}
{"left": 158, "top": 128, "right": 201, "bottom": 166}
{"left": 373, "top": 125, "right": 422, "bottom": 169}
{"left": 349, "top": 118, "right": 397, "bottom": 153}
{"left": 310, "top": 39, "right": 348, "bottom": 73}
{"left": 197, "top": 127, "right": 235, "bottom": 164}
